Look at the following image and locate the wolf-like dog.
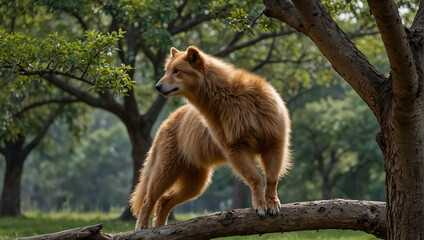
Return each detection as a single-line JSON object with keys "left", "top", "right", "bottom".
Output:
{"left": 130, "top": 46, "right": 291, "bottom": 229}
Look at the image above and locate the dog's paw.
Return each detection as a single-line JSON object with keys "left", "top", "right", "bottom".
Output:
{"left": 253, "top": 199, "right": 267, "bottom": 218}
{"left": 135, "top": 220, "right": 148, "bottom": 230}
{"left": 135, "top": 226, "right": 148, "bottom": 230}
{"left": 266, "top": 197, "right": 281, "bottom": 216}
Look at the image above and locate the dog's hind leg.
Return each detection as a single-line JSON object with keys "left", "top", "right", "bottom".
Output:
{"left": 135, "top": 156, "right": 181, "bottom": 229}
{"left": 226, "top": 150, "right": 267, "bottom": 217}
{"left": 153, "top": 166, "right": 212, "bottom": 226}
{"left": 260, "top": 146, "right": 284, "bottom": 216}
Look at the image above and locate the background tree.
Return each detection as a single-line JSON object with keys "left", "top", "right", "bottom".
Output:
{"left": 21, "top": 117, "right": 132, "bottom": 212}
{"left": 0, "top": 0, "right": 306, "bottom": 219}
{"left": 0, "top": 71, "right": 84, "bottom": 216}
{"left": 293, "top": 90, "right": 382, "bottom": 200}
{"left": 263, "top": 0, "right": 424, "bottom": 238}
{"left": 0, "top": 27, "right": 131, "bottom": 216}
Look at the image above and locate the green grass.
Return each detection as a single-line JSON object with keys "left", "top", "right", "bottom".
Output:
{"left": 0, "top": 210, "right": 134, "bottom": 239}
{"left": 0, "top": 211, "right": 377, "bottom": 239}
{"left": 215, "top": 231, "right": 377, "bottom": 240}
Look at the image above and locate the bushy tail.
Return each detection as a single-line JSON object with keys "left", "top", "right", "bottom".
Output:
{"left": 129, "top": 151, "right": 154, "bottom": 218}
{"left": 129, "top": 167, "right": 148, "bottom": 218}
{"left": 280, "top": 144, "right": 292, "bottom": 177}
{"left": 280, "top": 118, "right": 293, "bottom": 177}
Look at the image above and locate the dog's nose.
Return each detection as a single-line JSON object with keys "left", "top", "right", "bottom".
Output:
{"left": 155, "top": 83, "right": 163, "bottom": 91}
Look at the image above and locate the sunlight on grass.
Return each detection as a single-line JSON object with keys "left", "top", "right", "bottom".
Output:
{"left": 0, "top": 211, "right": 377, "bottom": 239}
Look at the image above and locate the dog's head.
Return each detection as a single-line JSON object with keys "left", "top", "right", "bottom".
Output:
{"left": 155, "top": 46, "right": 205, "bottom": 98}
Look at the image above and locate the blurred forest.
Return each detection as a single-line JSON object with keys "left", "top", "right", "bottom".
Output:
{"left": 0, "top": 0, "right": 398, "bottom": 215}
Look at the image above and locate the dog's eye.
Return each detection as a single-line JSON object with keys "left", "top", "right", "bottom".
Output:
{"left": 173, "top": 69, "right": 179, "bottom": 74}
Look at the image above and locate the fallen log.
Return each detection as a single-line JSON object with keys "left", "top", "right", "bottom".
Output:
{"left": 16, "top": 199, "right": 386, "bottom": 240}
{"left": 15, "top": 224, "right": 104, "bottom": 240}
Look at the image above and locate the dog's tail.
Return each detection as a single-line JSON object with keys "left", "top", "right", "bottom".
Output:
{"left": 129, "top": 151, "right": 153, "bottom": 218}
{"left": 280, "top": 143, "right": 292, "bottom": 177}
{"left": 129, "top": 169, "right": 147, "bottom": 218}
{"left": 280, "top": 116, "right": 293, "bottom": 177}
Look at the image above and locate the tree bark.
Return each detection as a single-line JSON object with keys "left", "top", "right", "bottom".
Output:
{"left": 16, "top": 200, "right": 386, "bottom": 240}
{"left": 16, "top": 224, "right": 106, "bottom": 240}
{"left": 367, "top": 1, "right": 424, "bottom": 237}
{"left": 262, "top": 0, "right": 424, "bottom": 238}
{"left": 232, "top": 179, "right": 251, "bottom": 209}
{"left": 0, "top": 138, "right": 25, "bottom": 216}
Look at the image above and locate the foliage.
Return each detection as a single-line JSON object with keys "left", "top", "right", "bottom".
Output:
{"left": 282, "top": 88, "right": 384, "bottom": 201}
{"left": 0, "top": 29, "right": 134, "bottom": 96}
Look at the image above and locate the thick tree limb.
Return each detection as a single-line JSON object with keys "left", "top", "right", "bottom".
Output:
{"left": 411, "top": 0, "right": 424, "bottom": 32}
{"left": 18, "top": 200, "right": 386, "bottom": 240}
{"left": 43, "top": 74, "right": 128, "bottom": 122}
{"left": 367, "top": 0, "right": 419, "bottom": 99}
{"left": 42, "top": 75, "right": 112, "bottom": 111}
{"left": 263, "top": 0, "right": 389, "bottom": 119}
{"left": 262, "top": 0, "right": 305, "bottom": 33}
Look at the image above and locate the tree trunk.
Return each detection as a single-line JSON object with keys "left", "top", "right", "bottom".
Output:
{"left": 17, "top": 200, "right": 387, "bottom": 240}
{"left": 119, "top": 93, "right": 167, "bottom": 220}
{"left": 232, "top": 178, "right": 251, "bottom": 208}
{"left": 120, "top": 124, "right": 152, "bottom": 220}
{"left": 377, "top": 106, "right": 424, "bottom": 239}
{"left": 262, "top": 0, "right": 424, "bottom": 238}
{"left": 0, "top": 138, "right": 25, "bottom": 216}
{"left": 322, "top": 177, "right": 331, "bottom": 200}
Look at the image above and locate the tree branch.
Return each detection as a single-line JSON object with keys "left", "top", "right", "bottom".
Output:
{"left": 327, "top": 150, "right": 338, "bottom": 176}
{"left": 42, "top": 74, "right": 109, "bottom": 109}
{"left": 263, "top": 0, "right": 305, "bottom": 33}
{"left": 330, "top": 172, "right": 344, "bottom": 190}
{"left": 142, "top": 94, "right": 167, "bottom": 131}
{"left": 367, "top": 0, "right": 419, "bottom": 98}
{"left": 18, "top": 200, "right": 386, "bottom": 240}
{"left": 348, "top": 25, "right": 379, "bottom": 39}
{"left": 411, "top": 0, "right": 424, "bottom": 32}
{"left": 0, "top": 146, "right": 5, "bottom": 155}
{"left": 21, "top": 109, "right": 60, "bottom": 159}
{"left": 17, "top": 224, "right": 105, "bottom": 240}
{"left": 15, "top": 98, "right": 80, "bottom": 116}
{"left": 2, "top": 64, "right": 96, "bottom": 86}
{"left": 68, "top": 11, "right": 89, "bottom": 32}
{"left": 263, "top": 0, "right": 389, "bottom": 119}
{"left": 251, "top": 36, "right": 277, "bottom": 72}
{"left": 214, "top": 30, "right": 295, "bottom": 58}
{"left": 169, "top": 14, "right": 212, "bottom": 35}
{"left": 122, "top": 26, "right": 141, "bottom": 120}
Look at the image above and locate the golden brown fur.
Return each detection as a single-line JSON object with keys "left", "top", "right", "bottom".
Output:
{"left": 130, "top": 46, "right": 291, "bottom": 229}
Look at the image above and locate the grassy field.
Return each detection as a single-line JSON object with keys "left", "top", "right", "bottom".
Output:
{"left": 0, "top": 211, "right": 377, "bottom": 239}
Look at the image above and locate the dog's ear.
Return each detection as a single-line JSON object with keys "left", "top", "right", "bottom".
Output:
{"left": 186, "top": 46, "right": 205, "bottom": 70}
{"left": 170, "top": 47, "right": 179, "bottom": 57}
